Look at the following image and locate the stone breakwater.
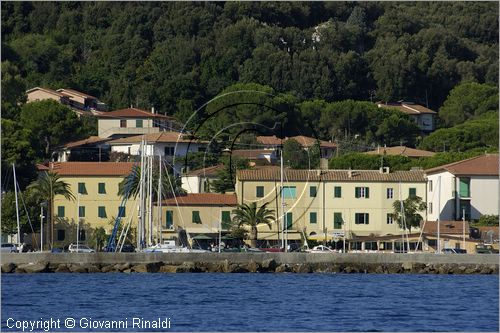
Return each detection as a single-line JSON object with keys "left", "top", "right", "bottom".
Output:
{"left": 1, "top": 253, "right": 498, "bottom": 274}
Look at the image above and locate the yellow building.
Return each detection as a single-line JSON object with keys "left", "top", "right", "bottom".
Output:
{"left": 157, "top": 193, "right": 238, "bottom": 240}
{"left": 236, "top": 167, "right": 427, "bottom": 243}
{"left": 43, "top": 162, "right": 136, "bottom": 248}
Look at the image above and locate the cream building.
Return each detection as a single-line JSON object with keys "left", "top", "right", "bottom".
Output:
{"left": 236, "top": 167, "right": 427, "bottom": 243}
{"left": 42, "top": 162, "right": 137, "bottom": 249}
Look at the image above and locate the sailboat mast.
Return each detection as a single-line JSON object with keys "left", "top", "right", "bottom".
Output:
{"left": 148, "top": 155, "right": 153, "bottom": 246}
{"left": 158, "top": 155, "right": 162, "bottom": 245}
{"left": 12, "top": 164, "right": 21, "bottom": 245}
{"left": 437, "top": 176, "right": 441, "bottom": 254}
{"left": 280, "top": 143, "right": 285, "bottom": 251}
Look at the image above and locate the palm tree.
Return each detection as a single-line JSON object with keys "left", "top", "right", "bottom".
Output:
{"left": 28, "top": 171, "right": 74, "bottom": 249}
{"left": 392, "top": 196, "right": 427, "bottom": 233}
{"left": 231, "top": 202, "right": 276, "bottom": 248}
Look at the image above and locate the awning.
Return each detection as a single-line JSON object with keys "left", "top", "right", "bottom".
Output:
{"left": 257, "top": 232, "right": 302, "bottom": 241}
{"left": 191, "top": 235, "right": 214, "bottom": 240}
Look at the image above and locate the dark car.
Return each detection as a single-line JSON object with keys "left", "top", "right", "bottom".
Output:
{"left": 51, "top": 247, "right": 64, "bottom": 253}
{"left": 120, "top": 244, "right": 135, "bottom": 253}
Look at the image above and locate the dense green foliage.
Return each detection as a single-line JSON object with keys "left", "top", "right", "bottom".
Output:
{"left": 473, "top": 215, "right": 499, "bottom": 227}
{"left": 231, "top": 202, "right": 275, "bottom": 247}
{"left": 391, "top": 196, "right": 427, "bottom": 233}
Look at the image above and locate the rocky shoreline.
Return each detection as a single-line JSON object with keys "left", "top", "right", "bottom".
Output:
{"left": 2, "top": 259, "right": 498, "bottom": 274}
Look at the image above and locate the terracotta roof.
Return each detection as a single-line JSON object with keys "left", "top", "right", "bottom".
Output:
{"left": 57, "top": 88, "right": 98, "bottom": 100}
{"left": 185, "top": 165, "right": 225, "bottom": 177}
{"left": 61, "top": 136, "right": 111, "bottom": 149}
{"left": 421, "top": 221, "right": 469, "bottom": 235}
{"left": 425, "top": 154, "right": 499, "bottom": 176}
{"left": 237, "top": 168, "right": 425, "bottom": 182}
{"left": 160, "top": 193, "right": 238, "bottom": 206}
{"left": 377, "top": 102, "right": 437, "bottom": 115}
{"left": 26, "top": 87, "right": 66, "bottom": 98}
{"left": 365, "top": 146, "right": 435, "bottom": 158}
{"left": 232, "top": 149, "right": 275, "bottom": 160}
{"left": 256, "top": 135, "right": 336, "bottom": 148}
{"left": 96, "top": 107, "right": 174, "bottom": 119}
{"left": 38, "top": 162, "right": 135, "bottom": 176}
{"left": 107, "top": 131, "right": 205, "bottom": 144}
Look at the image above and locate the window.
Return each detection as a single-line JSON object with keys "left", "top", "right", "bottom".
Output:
{"left": 428, "top": 202, "right": 433, "bottom": 214}
{"left": 285, "top": 212, "right": 293, "bottom": 230}
{"left": 310, "top": 212, "right": 317, "bottom": 224}
{"left": 459, "top": 178, "right": 470, "bottom": 197}
{"left": 310, "top": 186, "right": 317, "bottom": 197}
{"left": 192, "top": 211, "right": 201, "bottom": 224}
{"left": 57, "top": 206, "right": 65, "bottom": 217}
{"left": 387, "top": 188, "right": 393, "bottom": 199}
{"left": 98, "top": 183, "right": 106, "bottom": 194}
{"left": 409, "top": 188, "right": 417, "bottom": 198}
{"left": 334, "top": 186, "right": 342, "bottom": 198}
{"left": 428, "top": 180, "right": 433, "bottom": 192}
{"left": 164, "top": 147, "right": 175, "bottom": 156}
{"left": 57, "top": 229, "right": 65, "bottom": 241}
{"left": 221, "top": 211, "right": 231, "bottom": 229}
{"left": 78, "top": 182, "right": 87, "bottom": 194}
{"left": 78, "top": 206, "right": 85, "bottom": 218}
{"left": 355, "top": 213, "right": 369, "bottom": 224}
{"left": 118, "top": 206, "right": 126, "bottom": 218}
{"left": 98, "top": 206, "right": 107, "bottom": 218}
{"left": 282, "top": 186, "right": 296, "bottom": 199}
{"left": 136, "top": 119, "right": 143, "bottom": 128}
{"left": 120, "top": 119, "right": 127, "bottom": 128}
{"left": 459, "top": 200, "right": 471, "bottom": 220}
{"left": 166, "top": 210, "right": 173, "bottom": 229}
{"left": 334, "top": 213, "right": 343, "bottom": 229}
{"left": 387, "top": 214, "right": 394, "bottom": 224}
{"left": 256, "top": 186, "right": 264, "bottom": 198}
{"left": 355, "top": 187, "right": 369, "bottom": 198}
{"left": 79, "top": 229, "right": 86, "bottom": 241}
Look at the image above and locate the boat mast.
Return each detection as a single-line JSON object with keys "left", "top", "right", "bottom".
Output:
{"left": 158, "top": 155, "right": 162, "bottom": 245}
{"left": 148, "top": 155, "right": 154, "bottom": 246}
{"left": 280, "top": 141, "right": 285, "bottom": 251}
{"left": 437, "top": 175, "right": 441, "bottom": 254}
{"left": 12, "top": 164, "right": 21, "bottom": 244}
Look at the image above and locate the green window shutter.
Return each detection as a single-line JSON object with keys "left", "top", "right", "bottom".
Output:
{"left": 283, "top": 186, "right": 296, "bottom": 199}
{"left": 310, "top": 212, "right": 317, "bottom": 224}
{"left": 334, "top": 213, "right": 342, "bottom": 229}
{"left": 365, "top": 187, "right": 369, "bottom": 198}
{"left": 118, "top": 206, "right": 126, "bottom": 218}
{"left": 409, "top": 188, "right": 416, "bottom": 198}
{"left": 256, "top": 186, "right": 264, "bottom": 198}
{"left": 310, "top": 186, "right": 317, "bottom": 197}
{"left": 98, "top": 183, "right": 106, "bottom": 194}
{"left": 136, "top": 119, "right": 143, "bottom": 128}
{"left": 286, "top": 212, "right": 293, "bottom": 230}
{"left": 98, "top": 206, "right": 107, "bottom": 218}
{"left": 334, "top": 186, "right": 342, "bottom": 198}
{"left": 78, "top": 183, "right": 87, "bottom": 194}
{"left": 221, "top": 211, "right": 231, "bottom": 229}
{"left": 192, "top": 211, "right": 201, "bottom": 224}
{"left": 355, "top": 187, "right": 360, "bottom": 198}
{"left": 365, "top": 213, "right": 369, "bottom": 224}
{"left": 459, "top": 178, "right": 470, "bottom": 197}
{"left": 78, "top": 206, "right": 85, "bottom": 218}
{"left": 57, "top": 229, "right": 65, "bottom": 241}
{"left": 57, "top": 206, "right": 65, "bottom": 217}
{"left": 166, "top": 210, "right": 173, "bottom": 229}
{"left": 354, "top": 213, "right": 360, "bottom": 224}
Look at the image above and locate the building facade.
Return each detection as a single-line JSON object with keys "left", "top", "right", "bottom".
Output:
{"left": 376, "top": 102, "right": 436, "bottom": 132}
{"left": 425, "top": 154, "right": 499, "bottom": 221}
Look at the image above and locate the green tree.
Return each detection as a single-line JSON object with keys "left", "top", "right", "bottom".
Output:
{"left": 27, "top": 171, "right": 75, "bottom": 249}
{"left": 0, "top": 191, "right": 38, "bottom": 237}
{"left": 439, "top": 82, "right": 498, "bottom": 126}
{"left": 391, "top": 196, "right": 427, "bottom": 233}
{"left": 231, "top": 202, "right": 275, "bottom": 247}
{"left": 211, "top": 157, "right": 248, "bottom": 193}
{"left": 474, "top": 215, "right": 498, "bottom": 227}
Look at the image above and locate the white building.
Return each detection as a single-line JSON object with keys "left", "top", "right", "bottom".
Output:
{"left": 376, "top": 102, "right": 437, "bottom": 132}
{"left": 181, "top": 165, "right": 224, "bottom": 194}
{"left": 425, "top": 154, "right": 499, "bottom": 221}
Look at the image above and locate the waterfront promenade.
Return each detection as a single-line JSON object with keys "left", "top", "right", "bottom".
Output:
{"left": 2, "top": 253, "right": 498, "bottom": 274}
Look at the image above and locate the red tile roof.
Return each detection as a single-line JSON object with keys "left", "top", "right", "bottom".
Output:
{"left": 237, "top": 167, "right": 425, "bottom": 182}
{"left": 232, "top": 149, "right": 275, "bottom": 160}
{"left": 377, "top": 102, "right": 437, "bottom": 115}
{"left": 107, "top": 131, "right": 205, "bottom": 144}
{"left": 365, "top": 146, "right": 435, "bottom": 158}
{"left": 38, "top": 162, "right": 135, "bottom": 176}
{"left": 421, "top": 221, "right": 469, "bottom": 235}
{"left": 185, "top": 165, "right": 225, "bottom": 177}
{"left": 57, "top": 88, "right": 98, "bottom": 100}
{"left": 425, "top": 154, "right": 499, "bottom": 176}
{"left": 26, "top": 87, "right": 67, "bottom": 98}
{"left": 160, "top": 193, "right": 238, "bottom": 206}
{"left": 61, "top": 136, "right": 111, "bottom": 149}
{"left": 96, "top": 107, "right": 174, "bottom": 119}
{"left": 256, "top": 135, "right": 336, "bottom": 148}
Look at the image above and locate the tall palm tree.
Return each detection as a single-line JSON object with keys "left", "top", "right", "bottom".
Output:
{"left": 28, "top": 171, "right": 74, "bottom": 249}
{"left": 232, "top": 202, "right": 275, "bottom": 248}
{"left": 391, "top": 196, "right": 427, "bottom": 233}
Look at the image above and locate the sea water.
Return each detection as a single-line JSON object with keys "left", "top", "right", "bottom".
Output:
{"left": 1, "top": 273, "right": 498, "bottom": 332}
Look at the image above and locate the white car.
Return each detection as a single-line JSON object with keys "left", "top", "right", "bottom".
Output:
{"left": 1, "top": 243, "right": 18, "bottom": 253}
{"left": 307, "top": 245, "right": 336, "bottom": 253}
{"left": 68, "top": 244, "right": 95, "bottom": 253}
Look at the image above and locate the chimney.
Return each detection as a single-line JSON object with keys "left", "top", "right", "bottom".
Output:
{"left": 151, "top": 106, "right": 155, "bottom": 114}
{"left": 379, "top": 167, "right": 390, "bottom": 174}
{"left": 348, "top": 168, "right": 352, "bottom": 178}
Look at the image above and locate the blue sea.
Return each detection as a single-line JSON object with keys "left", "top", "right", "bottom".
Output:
{"left": 1, "top": 273, "right": 498, "bottom": 332}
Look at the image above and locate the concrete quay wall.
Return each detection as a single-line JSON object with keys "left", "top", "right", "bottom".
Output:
{"left": 1, "top": 253, "right": 498, "bottom": 274}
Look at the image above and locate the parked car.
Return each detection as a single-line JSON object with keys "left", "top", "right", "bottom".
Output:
{"left": 476, "top": 244, "right": 499, "bottom": 254}
{"left": 51, "top": 247, "right": 64, "bottom": 253}
{"left": 68, "top": 244, "right": 95, "bottom": 253}
{"left": 120, "top": 244, "right": 135, "bottom": 253}
{"left": 307, "top": 245, "right": 335, "bottom": 253}
{"left": 442, "top": 248, "right": 467, "bottom": 254}
{"left": 0, "top": 243, "right": 18, "bottom": 253}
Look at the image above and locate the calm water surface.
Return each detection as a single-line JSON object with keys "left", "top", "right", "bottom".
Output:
{"left": 1, "top": 273, "right": 498, "bottom": 332}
